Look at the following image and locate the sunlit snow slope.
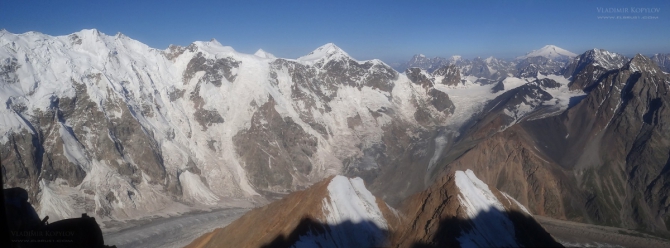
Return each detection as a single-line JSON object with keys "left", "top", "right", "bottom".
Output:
{"left": 185, "top": 175, "right": 400, "bottom": 248}
{"left": 1, "top": 29, "right": 584, "bottom": 224}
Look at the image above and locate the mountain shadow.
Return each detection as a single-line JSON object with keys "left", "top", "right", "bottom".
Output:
{"left": 410, "top": 208, "right": 563, "bottom": 248}
{"left": 258, "top": 209, "right": 561, "bottom": 248}
{"left": 2, "top": 187, "right": 116, "bottom": 248}
{"left": 260, "top": 217, "right": 388, "bottom": 248}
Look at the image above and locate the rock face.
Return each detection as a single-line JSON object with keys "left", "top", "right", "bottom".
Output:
{"left": 186, "top": 170, "right": 560, "bottom": 248}
{"left": 434, "top": 53, "right": 670, "bottom": 236}
{"left": 0, "top": 30, "right": 454, "bottom": 222}
{"left": 516, "top": 56, "right": 566, "bottom": 78}
{"left": 2, "top": 29, "right": 669, "bottom": 238}
{"left": 432, "top": 64, "right": 461, "bottom": 86}
{"left": 558, "top": 54, "right": 670, "bottom": 233}
{"left": 651, "top": 53, "right": 670, "bottom": 73}
{"left": 562, "top": 49, "right": 628, "bottom": 90}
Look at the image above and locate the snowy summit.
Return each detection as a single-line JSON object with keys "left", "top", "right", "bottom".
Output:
{"left": 253, "top": 48, "right": 276, "bottom": 59}
{"left": 297, "top": 43, "right": 351, "bottom": 64}
{"left": 517, "top": 45, "right": 577, "bottom": 60}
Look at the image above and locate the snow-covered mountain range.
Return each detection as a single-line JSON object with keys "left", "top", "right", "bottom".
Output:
{"left": 397, "top": 45, "right": 580, "bottom": 83}
{"left": 0, "top": 29, "right": 465, "bottom": 222}
{"left": 2, "top": 29, "right": 670, "bottom": 238}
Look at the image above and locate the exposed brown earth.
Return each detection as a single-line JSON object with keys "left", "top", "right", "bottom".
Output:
{"left": 432, "top": 54, "right": 670, "bottom": 236}
{"left": 187, "top": 171, "right": 560, "bottom": 248}
{"left": 439, "top": 125, "right": 581, "bottom": 220}
{"left": 184, "top": 176, "right": 333, "bottom": 248}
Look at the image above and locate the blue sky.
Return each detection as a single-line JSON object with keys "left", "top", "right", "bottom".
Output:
{"left": 1, "top": 0, "right": 668, "bottom": 62}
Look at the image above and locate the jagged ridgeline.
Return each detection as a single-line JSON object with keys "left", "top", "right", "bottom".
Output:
{"left": 185, "top": 170, "right": 561, "bottom": 248}
{"left": 0, "top": 30, "right": 455, "bottom": 223}
{"left": 1, "top": 29, "right": 670, "bottom": 238}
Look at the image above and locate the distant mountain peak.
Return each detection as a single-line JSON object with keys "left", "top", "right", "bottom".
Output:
{"left": 651, "top": 53, "right": 670, "bottom": 73}
{"left": 77, "top": 28, "right": 102, "bottom": 37}
{"left": 253, "top": 49, "right": 276, "bottom": 59}
{"left": 626, "top": 53, "right": 660, "bottom": 73}
{"left": 208, "top": 38, "right": 222, "bottom": 46}
{"left": 297, "top": 43, "right": 351, "bottom": 64}
{"left": 578, "top": 48, "right": 627, "bottom": 71}
{"left": 518, "top": 45, "right": 577, "bottom": 60}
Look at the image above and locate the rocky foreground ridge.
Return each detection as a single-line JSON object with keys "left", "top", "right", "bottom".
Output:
{"left": 186, "top": 170, "right": 561, "bottom": 248}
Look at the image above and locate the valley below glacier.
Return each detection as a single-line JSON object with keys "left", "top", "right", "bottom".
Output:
{"left": 102, "top": 207, "right": 249, "bottom": 248}
{"left": 536, "top": 216, "right": 670, "bottom": 248}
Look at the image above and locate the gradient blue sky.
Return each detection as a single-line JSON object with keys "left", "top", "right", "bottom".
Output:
{"left": 1, "top": 0, "right": 668, "bottom": 62}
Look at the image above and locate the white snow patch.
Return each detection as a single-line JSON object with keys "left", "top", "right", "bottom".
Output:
{"left": 38, "top": 180, "right": 75, "bottom": 221}
{"left": 294, "top": 176, "right": 389, "bottom": 247}
{"left": 253, "top": 49, "right": 276, "bottom": 59}
{"left": 297, "top": 43, "right": 351, "bottom": 65}
{"left": 179, "top": 171, "right": 220, "bottom": 205}
{"left": 518, "top": 45, "right": 577, "bottom": 60}
{"left": 455, "top": 170, "right": 519, "bottom": 247}
{"left": 322, "top": 176, "right": 387, "bottom": 228}
{"left": 59, "top": 124, "right": 91, "bottom": 172}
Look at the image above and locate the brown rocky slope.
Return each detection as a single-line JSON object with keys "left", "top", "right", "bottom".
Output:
{"left": 187, "top": 170, "right": 560, "bottom": 247}
{"left": 434, "top": 54, "right": 670, "bottom": 236}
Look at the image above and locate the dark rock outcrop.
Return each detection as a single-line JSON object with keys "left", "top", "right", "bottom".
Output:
{"left": 232, "top": 96, "right": 318, "bottom": 192}
{"left": 563, "top": 49, "right": 627, "bottom": 90}
{"left": 3, "top": 187, "right": 115, "bottom": 248}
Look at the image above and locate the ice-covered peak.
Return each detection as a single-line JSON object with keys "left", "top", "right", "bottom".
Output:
{"left": 576, "top": 49, "right": 627, "bottom": 71}
{"left": 409, "top": 54, "right": 431, "bottom": 63}
{"left": 485, "top": 56, "right": 496, "bottom": 63}
{"left": 323, "top": 175, "right": 387, "bottom": 228}
{"left": 450, "top": 55, "right": 462, "bottom": 61}
{"left": 189, "top": 39, "right": 237, "bottom": 55}
{"left": 455, "top": 170, "right": 505, "bottom": 213}
{"left": 0, "top": 29, "right": 12, "bottom": 41}
{"left": 6, "top": 30, "right": 52, "bottom": 43}
{"left": 304, "top": 175, "right": 390, "bottom": 247}
{"left": 67, "top": 29, "right": 110, "bottom": 46}
{"left": 76, "top": 28, "right": 103, "bottom": 39}
{"left": 626, "top": 54, "right": 658, "bottom": 73}
{"left": 454, "top": 169, "right": 521, "bottom": 247}
{"left": 190, "top": 39, "right": 224, "bottom": 48}
{"left": 208, "top": 38, "right": 222, "bottom": 46}
{"left": 254, "top": 49, "right": 276, "bottom": 59}
{"left": 297, "top": 43, "right": 351, "bottom": 64}
{"left": 518, "top": 45, "right": 577, "bottom": 60}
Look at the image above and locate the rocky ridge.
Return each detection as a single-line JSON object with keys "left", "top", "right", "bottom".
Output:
{"left": 187, "top": 170, "right": 561, "bottom": 248}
